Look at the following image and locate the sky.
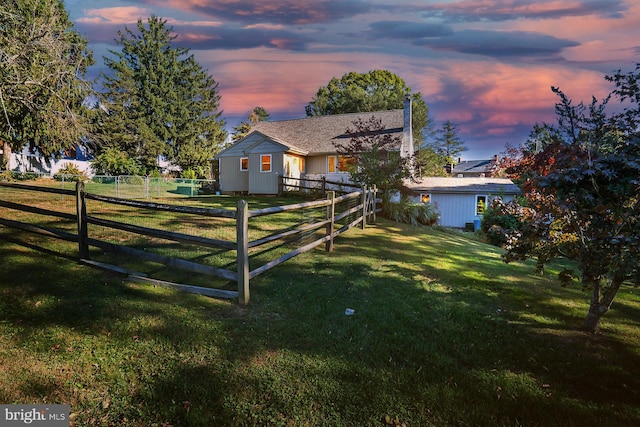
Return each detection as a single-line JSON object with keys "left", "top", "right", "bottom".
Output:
{"left": 65, "top": 0, "right": 640, "bottom": 160}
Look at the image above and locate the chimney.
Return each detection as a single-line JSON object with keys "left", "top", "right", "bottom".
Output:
{"left": 401, "top": 95, "right": 413, "bottom": 159}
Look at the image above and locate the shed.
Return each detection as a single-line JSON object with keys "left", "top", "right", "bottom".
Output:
{"left": 407, "top": 177, "right": 520, "bottom": 228}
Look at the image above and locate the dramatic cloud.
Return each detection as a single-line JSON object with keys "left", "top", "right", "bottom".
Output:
{"left": 65, "top": 0, "right": 640, "bottom": 159}
{"left": 367, "top": 20, "right": 454, "bottom": 40}
{"left": 420, "top": 30, "right": 579, "bottom": 59}
{"left": 142, "top": 0, "right": 372, "bottom": 25}
{"left": 174, "top": 26, "right": 311, "bottom": 51}
{"left": 419, "top": 0, "right": 628, "bottom": 23}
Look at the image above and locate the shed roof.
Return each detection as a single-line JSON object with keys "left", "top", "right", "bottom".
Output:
{"left": 410, "top": 177, "right": 520, "bottom": 194}
{"left": 240, "top": 109, "right": 405, "bottom": 155}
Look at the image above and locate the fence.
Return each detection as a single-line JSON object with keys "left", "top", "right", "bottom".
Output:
{"left": 0, "top": 180, "right": 379, "bottom": 305}
{"left": 279, "top": 176, "right": 366, "bottom": 195}
{"left": 57, "top": 175, "right": 218, "bottom": 199}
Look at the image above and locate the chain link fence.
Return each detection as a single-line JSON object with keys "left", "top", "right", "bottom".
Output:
{"left": 54, "top": 175, "right": 219, "bottom": 199}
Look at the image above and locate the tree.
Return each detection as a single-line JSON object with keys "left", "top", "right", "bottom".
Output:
{"left": 497, "top": 64, "right": 640, "bottom": 333}
{"left": 0, "top": 0, "right": 93, "bottom": 170}
{"left": 95, "top": 16, "right": 226, "bottom": 173}
{"left": 232, "top": 106, "right": 270, "bottom": 142}
{"left": 305, "top": 70, "right": 431, "bottom": 145}
{"left": 428, "top": 120, "right": 467, "bottom": 167}
{"left": 333, "top": 116, "right": 415, "bottom": 194}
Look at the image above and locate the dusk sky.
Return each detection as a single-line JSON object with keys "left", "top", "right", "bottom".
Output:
{"left": 65, "top": 0, "right": 640, "bottom": 160}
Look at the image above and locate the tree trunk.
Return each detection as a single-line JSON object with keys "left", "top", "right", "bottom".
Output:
{"left": 1, "top": 140, "right": 11, "bottom": 171}
{"left": 582, "top": 275, "right": 623, "bottom": 333}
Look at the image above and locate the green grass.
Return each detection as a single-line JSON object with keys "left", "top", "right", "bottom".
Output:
{"left": 1, "top": 218, "right": 640, "bottom": 426}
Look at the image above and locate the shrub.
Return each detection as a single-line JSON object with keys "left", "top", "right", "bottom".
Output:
{"left": 92, "top": 148, "right": 144, "bottom": 176}
{"left": 382, "top": 196, "right": 439, "bottom": 226}
{"left": 481, "top": 198, "right": 523, "bottom": 246}
{"left": 54, "top": 163, "right": 88, "bottom": 182}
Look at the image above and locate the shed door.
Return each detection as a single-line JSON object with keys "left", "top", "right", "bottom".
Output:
{"left": 249, "top": 153, "right": 280, "bottom": 194}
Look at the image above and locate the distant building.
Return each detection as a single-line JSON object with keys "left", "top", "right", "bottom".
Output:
{"left": 449, "top": 156, "right": 499, "bottom": 177}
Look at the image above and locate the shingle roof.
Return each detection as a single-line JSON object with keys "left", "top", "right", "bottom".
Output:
{"left": 451, "top": 159, "right": 495, "bottom": 175}
{"left": 248, "top": 109, "right": 405, "bottom": 154}
{"left": 410, "top": 177, "right": 520, "bottom": 194}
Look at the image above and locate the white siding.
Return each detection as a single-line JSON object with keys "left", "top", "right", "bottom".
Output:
{"left": 219, "top": 156, "right": 249, "bottom": 193}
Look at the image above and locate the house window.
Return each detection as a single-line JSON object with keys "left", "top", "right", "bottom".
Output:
{"left": 328, "top": 155, "right": 336, "bottom": 173}
{"left": 476, "top": 195, "right": 488, "bottom": 215}
{"left": 261, "top": 154, "right": 272, "bottom": 172}
{"left": 420, "top": 193, "right": 431, "bottom": 204}
{"left": 328, "top": 155, "right": 354, "bottom": 173}
{"left": 298, "top": 157, "right": 305, "bottom": 173}
{"left": 240, "top": 157, "right": 248, "bottom": 171}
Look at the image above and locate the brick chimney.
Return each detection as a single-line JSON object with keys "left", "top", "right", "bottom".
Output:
{"left": 401, "top": 95, "right": 413, "bottom": 159}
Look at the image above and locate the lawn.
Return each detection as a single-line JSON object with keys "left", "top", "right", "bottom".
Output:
{"left": 1, "top": 216, "right": 639, "bottom": 426}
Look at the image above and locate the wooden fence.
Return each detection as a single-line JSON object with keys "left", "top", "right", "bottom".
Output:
{"left": 0, "top": 181, "right": 379, "bottom": 305}
{"left": 279, "top": 176, "right": 363, "bottom": 195}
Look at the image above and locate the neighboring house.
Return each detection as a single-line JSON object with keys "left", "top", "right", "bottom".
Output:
{"left": 216, "top": 97, "right": 414, "bottom": 195}
{"left": 407, "top": 177, "right": 520, "bottom": 228}
{"left": 449, "top": 156, "right": 499, "bottom": 177}
{"left": 6, "top": 145, "right": 94, "bottom": 177}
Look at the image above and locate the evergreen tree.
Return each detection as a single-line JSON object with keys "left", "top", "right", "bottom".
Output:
{"left": 0, "top": 0, "right": 93, "bottom": 170}
{"left": 430, "top": 120, "right": 467, "bottom": 165}
{"left": 232, "top": 106, "right": 270, "bottom": 142}
{"left": 95, "top": 16, "right": 226, "bottom": 173}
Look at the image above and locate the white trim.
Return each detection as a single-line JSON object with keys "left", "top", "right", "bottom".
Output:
{"left": 260, "top": 154, "right": 272, "bottom": 173}
{"left": 240, "top": 157, "right": 248, "bottom": 171}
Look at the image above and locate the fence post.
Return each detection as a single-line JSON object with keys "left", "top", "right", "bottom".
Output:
{"left": 371, "top": 185, "right": 377, "bottom": 223}
{"left": 325, "top": 191, "right": 335, "bottom": 252}
{"left": 322, "top": 176, "right": 326, "bottom": 195}
{"left": 236, "top": 199, "right": 250, "bottom": 305}
{"left": 278, "top": 176, "right": 283, "bottom": 196}
{"left": 361, "top": 185, "right": 367, "bottom": 229}
{"left": 75, "top": 181, "right": 89, "bottom": 259}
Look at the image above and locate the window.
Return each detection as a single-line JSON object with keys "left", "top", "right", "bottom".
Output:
{"left": 338, "top": 156, "right": 355, "bottom": 172}
{"left": 240, "top": 157, "right": 248, "bottom": 171}
{"left": 476, "top": 195, "right": 487, "bottom": 215}
{"left": 327, "top": 155, "right": 336, "bottom": 173}
{"left": 260, "top": 154, "right": 272, "bottom": 172}
{"left": 420, "top": 193, "right": 431, "bottom": 204}
{"left": 328, "top": 155, "right": 354, "bottom": 173}
{"left": 298, "top": 157, "right": 305, "bottom": 173}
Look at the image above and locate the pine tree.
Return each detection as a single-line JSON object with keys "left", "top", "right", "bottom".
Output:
{"left": 95, "top": 16, "right": 226, "bottom": 173}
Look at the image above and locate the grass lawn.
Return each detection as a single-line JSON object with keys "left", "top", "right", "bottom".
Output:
{"left": 1, "top": 217, "right": 639, "bottom": 426}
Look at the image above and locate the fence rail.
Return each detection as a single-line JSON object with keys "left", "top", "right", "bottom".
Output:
{"left": 0, "top": 180, "right": 378, "bottom": 305}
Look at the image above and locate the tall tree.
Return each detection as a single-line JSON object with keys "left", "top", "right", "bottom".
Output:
{"left": 0, "top": 0, "right": 93, "bottom": 170}
{"left": 497, "top": 64, "right": 640, "bottom": 333}
{"left": 305, "top": 70, "right": 431, "bottom": 145}
{"left": 429, "top": 120, "right": 467, "bottom": 165}
{"left": 232, "top": 106, "right": 270, "bottom": 142}
{"left": 95, "top": 16, "right": 226, "bottom": 173}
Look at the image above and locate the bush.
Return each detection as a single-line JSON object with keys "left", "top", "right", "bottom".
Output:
{"left": 382, "top": 196, "right": 439, "bottom": 226}
{"left": 481, "top": 198, "right": 523, "bottom": 246}
{"left": 92, "top": 148, "right": 144, "bottom": 176}
{"left": 54, "top": 163, "right": 88, "bottom": 182}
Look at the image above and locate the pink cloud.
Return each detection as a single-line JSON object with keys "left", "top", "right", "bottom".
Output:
{"left": 76, "top": 7, "right": 150, "bottom": 25}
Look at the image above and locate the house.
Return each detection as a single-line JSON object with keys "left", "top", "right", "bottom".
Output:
{"left": 407, "top": 177, "right": 520, "bottom": 228}
{"left": 449, "top": 156, "right": 499, "bottom": 177}
{"left": 216, "top": 97, "right": 414, "bottom": 194}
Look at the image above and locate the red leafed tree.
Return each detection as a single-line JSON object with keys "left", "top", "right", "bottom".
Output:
{"left": 496, "top": 64, "right": 640, "bottom": 333}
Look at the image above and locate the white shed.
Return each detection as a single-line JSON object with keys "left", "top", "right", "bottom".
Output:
{"left": 407, "top": 177, "right": 520, "bottom": 228}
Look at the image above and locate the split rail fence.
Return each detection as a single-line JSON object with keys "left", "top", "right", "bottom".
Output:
{"left": 0, "top": 181, "right": 379, "bottom": 305}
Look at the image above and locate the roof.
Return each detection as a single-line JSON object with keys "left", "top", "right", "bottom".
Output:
{"left": 451, "top": 159, "right": 496, "bottom": 175}
{"left": 409, "top": 177, "right": 520, "bottom": 194}
{"left": 240, "top": 109, "right": 405, "bottom": 155}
